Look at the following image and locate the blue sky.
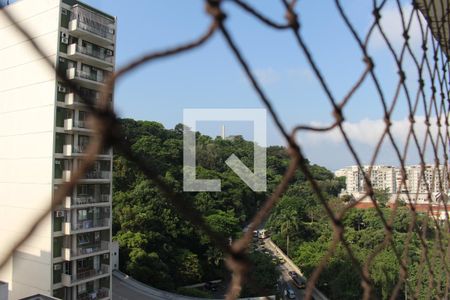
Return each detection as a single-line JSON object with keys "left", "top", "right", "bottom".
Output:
{"left": 77, "top": 0, "right": 443, "bottom": 170}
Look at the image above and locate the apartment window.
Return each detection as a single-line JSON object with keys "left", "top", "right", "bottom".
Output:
{"left": 53, "top": 210, "right": 64, "bottom": 232}
{"left": 78, "top": 233, "right": 91, "bottom": 245}
{"left": 54, "top": 160, "right": 64, "bottom": 179}
{"left": 55, "top": 107, "right": 66, "bottom": 127}
{"left": 79, "top": 110, "right": 88, "bottom": 123}
{"left": 53, "top": 237, "right": 63, "bottom": 258}
{"left": 53, "top": 263, "right": 62, "bottom": 284}
{"left": 78, "top": 135, "right": 90, "bottom": 153}
{"left": 77, "top": 183, "right": 94, "bottom": 196}
{"left": 78, "top": 209, "right": 89, "bottom": 221}
{"left": 56, "top": 82, "right": 67, "bottom": 102}
{"left": 94, "top": 231, "right": 100, "bottom": 242}
{"left": 100, "top": 184, "right": 110, "bottom": 195}
{"left": 55, "top": 133, "right": 65, "bottom": 153}
{"left": 78, "top": 283, "right": 87, "bottom": 294}
{"left": 53, "top": 288, "right": 65, "bottom": 299}
{"left": 60, "top": 8, "right": 71, "bottom": 28}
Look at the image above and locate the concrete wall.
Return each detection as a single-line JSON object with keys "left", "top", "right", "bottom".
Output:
{"left": 0, "top": 0, "right": 60, "bottom": 298}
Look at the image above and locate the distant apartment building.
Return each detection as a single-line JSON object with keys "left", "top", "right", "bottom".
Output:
{"left": 335, "top": 165, "right": 449, "bottom": 213}
{"left": 0, "top": 0, "right": 115, "bottom": 299}
{"left": 335, "top": 165, "right": 397, "bottom": 195}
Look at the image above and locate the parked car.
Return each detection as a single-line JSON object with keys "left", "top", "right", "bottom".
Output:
{"left": 258, "top": 229, "right": 270, "bottom": 239}
{"left": 294, "top": 276, "right": 306, "bottom": 289}
{"left": 284, "top": 287, "right": 296, "bottom": 299}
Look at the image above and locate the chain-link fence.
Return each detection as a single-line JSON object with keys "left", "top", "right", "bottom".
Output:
{"left": 0, "top": 0, "right": 449, "bottom": 299}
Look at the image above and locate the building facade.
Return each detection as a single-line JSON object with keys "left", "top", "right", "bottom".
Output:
{"left": 335, "top": 165, "right": 449, "bottom": 208}
{"left": 336, "top": 165, "right": 397, "bottom": 195}
{"left": 0, "top": 0, "right": 115, "bottom": 299}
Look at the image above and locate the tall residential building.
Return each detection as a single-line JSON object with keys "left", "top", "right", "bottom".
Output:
{"left": 336, "top": 164, "right": 449, "bottom": 207}
{"left": 0, "top": 0, "right": 116, "bottom": 299}
{"left": 335, "top": 165, "right": 397, "bottom": 195}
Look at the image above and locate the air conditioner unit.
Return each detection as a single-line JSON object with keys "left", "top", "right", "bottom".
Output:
{"left": 58, "top": 85, "right": 66, "bottom": 93}
{"left": 61, "top": 37, "right": 69, "bottom": 44}
{"left": 106, "top": 49, "right": 113, "bottom": 56}
{"left": 56, "top": 210, "right": 65, "bottom": 218}
{"left": 61, "top": 32, "right": 68, "bottom": 39}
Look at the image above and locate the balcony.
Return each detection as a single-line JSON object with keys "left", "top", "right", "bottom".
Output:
{"left": 69, "top": 5, "right": 115, "bottom": 47}
{"left": 63, "top": 144, "right": 84, "bottom": 157}
{"left": 64, "top": 218, "right": 110, "bottom": 234}
{"left": 61, "top": 264, "right": 110, "bottom": 286}
{"left": 64, "top": 194, "right": 111, "bottom": 209}
{"left": 65, "top": 92, "right": 88, "bottom": 107}
{"left": 83, "top": 170, "right": 111, "bottom": 181}
{"left": 64, "top": 118, "right": 91, "bottom": 133}
{"left": 66, "top": 67, "right": 106, "bottom": 89}
{"left": 67, "top": 43, "right": 114, "bottom": 69}
{"left": 77, "top": 287, "right": 110, "bottom": 300}
{"left": 63, "top": 143, "right": 112, "bottom": 158}
{"left": 62, "top": 241, "right": 109, "bottom": 260}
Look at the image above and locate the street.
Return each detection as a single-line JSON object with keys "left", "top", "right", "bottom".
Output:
{"left": 261, "top": 239, "right": 306, "bottom": 300}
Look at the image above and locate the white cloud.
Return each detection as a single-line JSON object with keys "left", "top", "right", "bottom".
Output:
{"left": 253, "top": 68, "right": 281, "bottom": 85}
{"left": 243, "top": 67, "right": 313, "bottom": 86}
{"left": 300, "top": 116, "right": 443, "bottom": 147}
{"left": 369, "top": 3, "right": 425, "bottom": 52}
{"left": 286, "top": 67, "right": 314, "bottom": 82}
{"left": 297, "top": 116, "right": 446, "bottom": 169}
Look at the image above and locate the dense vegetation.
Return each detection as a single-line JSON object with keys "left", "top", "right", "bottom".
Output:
{"left": 267, "top": 184, "right": 447, "bottom": 299}
{"left": 113, "top": 119, "right": 285, "bottom": 296}
{"left": 113, "top": 118, "right": 447, "bottom": 299}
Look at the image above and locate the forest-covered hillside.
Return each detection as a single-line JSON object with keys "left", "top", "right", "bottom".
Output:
{"left": 112, "top": 118, "right": 446, "bottom": 299}
{"left": 112, "top": 118, "right": 342, "bottom": 296}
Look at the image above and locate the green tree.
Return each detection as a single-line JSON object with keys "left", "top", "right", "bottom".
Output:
{"left": 279, "top": 209, "right": 299, "bottom": 257}
{"left": 241, "top": 251, "right": 280, "bottom": 297}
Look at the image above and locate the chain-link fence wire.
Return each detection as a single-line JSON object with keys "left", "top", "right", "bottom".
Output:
{"left": 0, "top": 0, "right": 449, "bottom": 299}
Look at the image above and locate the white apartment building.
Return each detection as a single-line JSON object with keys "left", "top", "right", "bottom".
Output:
{"left": 336, "top": 164, "right": 449, "bottom": 206}
{"left": 0, "top": 1, "right": 116, "bottom": 299}
{"left": 335, "top": 165, "right": 397, "bottom": 195}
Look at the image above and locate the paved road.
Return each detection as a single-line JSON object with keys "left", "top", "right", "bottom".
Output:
{"left": 278, "top": 263, "right": 305, "bottom": 300}
{"left": 261, "top": 240, "right": 305, "bottom": 299}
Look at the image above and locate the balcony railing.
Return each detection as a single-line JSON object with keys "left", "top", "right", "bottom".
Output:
{"left": 77, "top": 69, "right": 105, "bottom": 83}
{"left": 63, "top": 241, "right": 109, "bottom": 260}
{"left": 74, "top": 44, "right": 114, "bottom": 63}
{"left": 64, "top": 143, "right": 111, "bottom": 156}
{"left": 77, "top": 241, "right": 109, "bottom": 256}
{"left": 67, "top": 68, "right": 106, "bottom": 85}
{"left": 72, "top": 218, "right": 110, "bottom": 231}
{"left": 77, "top": 264, "right": 110, "bottom": 281}
{"left": 73, "top": 194, "right": 111, "bottom": 206}
{"left": 83, "top": 170, "right": 111, "bottom": 180}
{"left": 77, "top": 287, "right": 110, "bottom": 300}
{"left": 61, "top": 264, "right": 109, "bottom": 285}
{"left": 71, "top": 18, "right": 114, "bottom": 42}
